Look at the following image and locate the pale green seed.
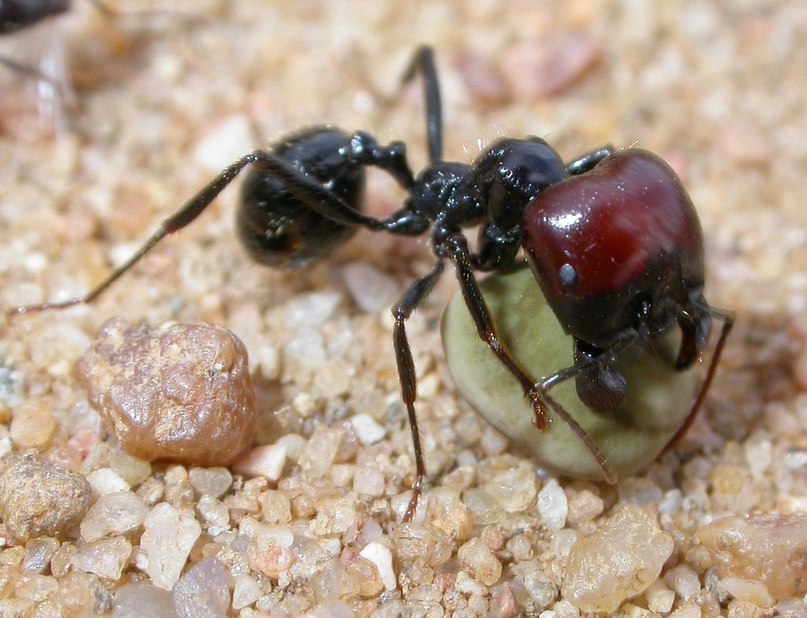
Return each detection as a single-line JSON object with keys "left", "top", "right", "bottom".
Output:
{"left": 441, "top": 267, "right": 696, "bottom": 480}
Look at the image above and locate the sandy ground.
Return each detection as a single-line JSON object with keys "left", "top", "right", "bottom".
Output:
{"left": 1, "top": 1, "right": 806, "bottom": 616}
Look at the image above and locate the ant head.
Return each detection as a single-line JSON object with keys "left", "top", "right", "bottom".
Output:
{"left": 472, "top": 137, "right": 567, "bottom": 231}
{"left": 522, "top": 149, "right": 705, "bottom": 347}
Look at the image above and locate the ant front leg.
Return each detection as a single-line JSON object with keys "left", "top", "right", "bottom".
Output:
{"left": 445, "top": 234, "right": 617, "bottom": 484}
{"left": 390, "top": 260, "right": 446, "bottom": 522}
{"left": 663, "top": 304, "right": 735, "bottom": 452}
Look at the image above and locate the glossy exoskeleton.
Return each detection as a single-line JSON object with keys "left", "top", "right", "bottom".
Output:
{"left": 0, "top": 0, "right": 70, "bottom": 34}
{"left": 10, "top": 46, "right": 733, "bottom": 521}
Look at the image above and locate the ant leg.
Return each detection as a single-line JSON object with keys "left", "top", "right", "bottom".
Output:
{"left": 7, "top": 151, "right": 269, "bottom": 316}
{"left": 445, "top": 234, "right": 617, "bottom": 483}
{"left": 390, "top": 260, "right": 446, "bottom": 522}
{"left": 343, "top": 132, "right": 415, "bottom": 189}
{"left": 402, "top": 46, "right": 443, "bottom": 163}
{"left": 565, "top": 145, "right": 614, "bottom": 176}
{"left": 7, "top": 148, "right": 431, "bottom": 316}
{"left": 663, "top": 306, "right": 735, "bottom": 452}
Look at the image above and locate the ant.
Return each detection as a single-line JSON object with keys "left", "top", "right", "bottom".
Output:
{"left": 9, "top": 46, "right": 734, "bottom": 522}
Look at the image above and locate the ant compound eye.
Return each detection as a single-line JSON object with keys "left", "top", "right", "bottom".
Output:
{"left": 559, "top": 263, "right": 577, "bottom": 289}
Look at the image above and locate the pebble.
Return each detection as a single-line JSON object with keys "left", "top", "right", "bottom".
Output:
{"left": 0, "top": 452, "right": 92, "bottom": 542}
{"left": 22, "top": 538, "right": 59, "bottom": 574}
{"left": 75, "top": 318, "right": 256, "bottom": 466}
{"left": 15, "top": 573, "right": 58, "bottom": 602}
{"left": 86, "top": 468, "right": 130, "bottom": 495}
{"left": 8, "top": 398, "right": 56, "bottom": 450}
{"left": 231, "top": 444, "right": 287, "bottom": 482}
{"left": 482, "top": 464, "right": 537, "bottom": 513}
{"left": 566, "top": 489, "right": 604, "bottom": 525}
{"left": 696, "top": 513, "right": 807, "bottom": 597}
{"left": 349, "top": 413, "right": 386, "bottom": 445}
{"left": 80, "top": 491, "right": 149, "bottom": 542}
{"left": 188, "top": 467, "right": 233, "bottom": 498}
{"left": 108, "top": 451, "right": 152, "bottom": 488}
{"left": 172, "top": 557, "right": 232, "bottom": 618}
{"left": 112, "top": 582, "right": 176, "bottom": 618}
{"left": 716, "top": 576, "right": 773, "bottom": 609}
{"left": 192, "top": 114, "right": 255, "bottom": 171}
{"left": 457, "top": 537, "right": 503, "bottom": 586}
{"left": 299, "top": 426, "right": 342, "bottom": 480}
{"left": 561, "top": 504, "right": 674, "bottom": 613}
{"left": 359, "top": 542, "right": 396, "bottom": 591}
{"left": 352, "top": 465, "right": 385, "bottom": 497}
{"left": 232, "top": 574, "right": 262, "bottom": 610}
{"left": 259, "top": 490, "right": 292, "bottom": 524}
{"left": 663, "top": 564, "right": 701, "bottom": 601}
{"left": 141, "top": 503, "right": 202, "bottom": 590}
{"left": 645, "top": 579, "right": 675, "bottom": 613}
{"left": 537, "top": 479, "right": 568, "bottom": 530}
{"left": 502, "top": 34, "right": 601, "bottom": 100}
{"left": 521, "top": 570, "right": 558, "bottom": 607}
{"left": 197, "top": 495, "right": 229, "bottom": 528}
{"left": 70, "top": 537, "right": 132, "bottom": 579}
{"left": 341, "top": 262, "right": 400, "bottom": 313}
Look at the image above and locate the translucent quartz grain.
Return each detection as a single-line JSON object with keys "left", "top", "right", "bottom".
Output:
{"left": 561, "top": 504, "right": 674, "bottom": 613}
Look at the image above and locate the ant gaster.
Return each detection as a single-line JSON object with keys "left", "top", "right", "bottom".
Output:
{"left": 10, "top": 47, "right": 734, "bottom": 522}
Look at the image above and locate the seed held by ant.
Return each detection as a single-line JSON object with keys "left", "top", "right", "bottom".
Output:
{"left": 443, "top": 266, "right": 698, "bottom": 480}
{"left": 7, "top": 46, "right": 733, "bottom": 522}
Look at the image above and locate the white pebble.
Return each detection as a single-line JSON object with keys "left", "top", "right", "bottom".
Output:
{"left": 353, "top": 466, "right": 385, "bottom": 497}
{"left": 232, "top": 574, "right": 262, "bottom": 610}
{"left": 193, "top": 115, "right": 255, "bottom": 172}
{"left": 71, "top": 537, "right": 132, "bottom": 579}
{"left": 359, "top": 542, "right": 396, "bottom": 591}
{"left": 112, "top": 582, "right": 175, "bottom": 618}
{"left": 784, "top": 449, "right": 807, "bottom": 471}
{"left": 284, "top": 292, "right": 342, "bottom": 328}
{"left": 86, "top": 468, "right": 129, "bottom": 494}
{"left": 350, "top": 414, "right": 386, "bottom": 445}
{"left": 231, "top": 444, "right": 287, "bottom": 483}
{"left": 646, "top": 579, "right": 675, "bottom": 613}
{"left": 663, "top": 564, "right": 701, "bottom": 600}
{"left": 80, "top": 491, "right": 148, "bottom": 542}
{"left": 744, "top": 438, "right": 772, "bottom": 479}
{"left": 537, "top": 479, "right": 568, "bottom": 530}
{"left": 561, "top": 505, "right": 673, "bottom": 613}
{"left": 141, "top": 503, "right": 202, "bottom": 590}
{"left": 341, "top": 262, "right": 399, "bottom": 313}
{"left": 716, "top": 577, "right": 773, "bottom": 608}
{"left": 285, "top": 327, "right": 327, "bottom": 368}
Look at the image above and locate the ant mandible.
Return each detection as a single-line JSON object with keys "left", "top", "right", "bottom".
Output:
{"left": 10, "top": 46, "right": 734, "bottom": 522}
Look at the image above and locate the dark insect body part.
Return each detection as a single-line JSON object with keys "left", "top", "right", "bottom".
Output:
{"left": 0, "top": 0, "right": 115, "bottom": 103}
{"left": 0, "top": 0, "right": 71, "bottom": 35}
{"left": 8, "top": 46, "right": 734, "bottom": 522}
{"left": 0, "top": 0, "right": 114, "bottom": 34}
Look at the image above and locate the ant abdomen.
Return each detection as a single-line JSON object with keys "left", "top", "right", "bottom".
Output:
{"left": 236, "top": 127, "right": 366, "bottom": 269}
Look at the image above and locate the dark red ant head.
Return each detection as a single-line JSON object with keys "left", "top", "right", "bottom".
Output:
{"left": 522, "top": 149, "right": 706, "bottom": 348}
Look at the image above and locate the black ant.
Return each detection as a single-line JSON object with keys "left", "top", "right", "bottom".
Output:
{"left": 8, "top": 46, "right": 734, "bottom": 521}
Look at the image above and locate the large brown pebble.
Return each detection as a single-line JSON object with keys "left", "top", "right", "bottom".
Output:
{"left": 0, "top": 452, "right": 93, "bottom": 542}
{"left": 75, "top": 318, "right": 256, "bottom": 466}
